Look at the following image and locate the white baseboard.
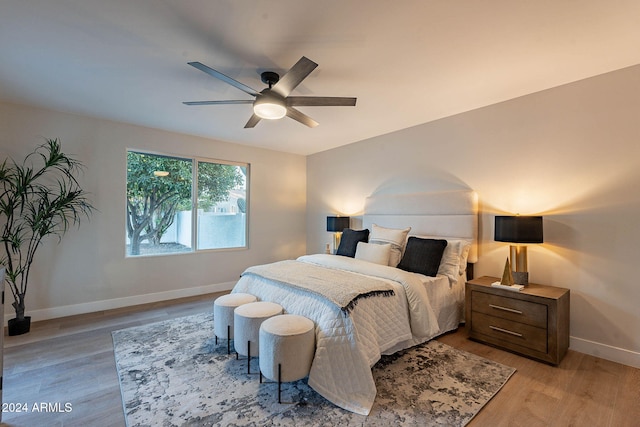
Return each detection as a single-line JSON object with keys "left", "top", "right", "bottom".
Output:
{"left": 570, "top": 336, "right": 640, "bottom": 369}
{"left": 4, "top": 281, "right": 236, "bottom": 324}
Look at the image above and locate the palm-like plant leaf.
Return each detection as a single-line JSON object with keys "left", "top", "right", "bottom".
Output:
{"left": 0, "top": 138, "right": 94, "bottom": 321}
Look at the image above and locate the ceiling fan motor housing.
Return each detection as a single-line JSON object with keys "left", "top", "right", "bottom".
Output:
{"left": 260, "top": 71, "right": 280, "bottom": 87}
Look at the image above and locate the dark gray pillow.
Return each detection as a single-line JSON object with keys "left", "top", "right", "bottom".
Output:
{"left": 397, "top": 237, "right": 448, "bottom": 276}
{"left": 336, "top": 229, "right": 370, "bottom": 257}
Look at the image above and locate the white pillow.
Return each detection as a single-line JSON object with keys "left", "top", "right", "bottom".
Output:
{"left": 355, "top": 242, "right": 391, "bottom": 266}
{"left": 458, "top": 241, "right": 471, "bottom": 276}
{"left": 369, "top": 224, "right": 411, "bottom": 267}
{"left": 438, "top": 240, "right": 464, "bottom": 282}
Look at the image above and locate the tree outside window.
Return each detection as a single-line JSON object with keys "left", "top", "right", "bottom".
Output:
{"left": 126, "top": 151, "right": 247, "bottom": 256}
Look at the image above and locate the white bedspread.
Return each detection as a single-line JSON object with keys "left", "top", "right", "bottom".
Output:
{"left": 231, "top": 254, "right": 446, "bottom": 415}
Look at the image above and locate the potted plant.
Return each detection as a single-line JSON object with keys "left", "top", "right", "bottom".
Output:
{"left": 0, "top": 138, "right": 94, "bottom": 335}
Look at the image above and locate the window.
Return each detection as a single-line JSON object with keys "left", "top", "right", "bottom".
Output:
{"left": 126, "top": 151, "right": 248, "bottom": 257}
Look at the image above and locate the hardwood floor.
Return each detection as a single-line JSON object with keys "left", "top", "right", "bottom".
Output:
{"left": 1, "top": 293, "right": 226, "bottom": 427}
{"left": 1, "top": 294, "right": 638, "bottom": 426}
{"left": 437, "top": 332, "right": 640, "bottom": 427}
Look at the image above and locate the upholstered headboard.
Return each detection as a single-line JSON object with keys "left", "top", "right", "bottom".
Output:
{"left": 362, "top": 190, "right": 478, "bottom": 263}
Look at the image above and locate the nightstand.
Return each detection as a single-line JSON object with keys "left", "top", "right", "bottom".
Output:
{"left": 465, "top": 276, "right": 570, "bottom": 365}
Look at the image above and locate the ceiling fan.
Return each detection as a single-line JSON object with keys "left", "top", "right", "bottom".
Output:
{"left": 183, "top": 56, "right": 357, "bottom": 128}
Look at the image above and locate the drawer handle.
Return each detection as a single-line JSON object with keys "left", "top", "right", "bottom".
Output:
{"left": 489, "top": 325, "right": 523, "bottom": 337}
{"left": 489, "top": 304, "right": 522, "bottom": 315}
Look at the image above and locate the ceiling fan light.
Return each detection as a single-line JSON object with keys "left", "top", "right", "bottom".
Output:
{"left": 253, "top": 97, "right": 286, "bottom": 120}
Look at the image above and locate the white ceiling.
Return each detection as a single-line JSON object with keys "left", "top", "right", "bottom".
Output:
{"left": 2, "top": 1, "right": 640, "bottom": 156}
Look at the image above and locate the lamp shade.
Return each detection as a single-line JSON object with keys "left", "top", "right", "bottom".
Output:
{"left": 494, "top": 216, "right": 543, "bottom": 243}
{"left": 326, "top": 216, "right": 350, "bottom": 232}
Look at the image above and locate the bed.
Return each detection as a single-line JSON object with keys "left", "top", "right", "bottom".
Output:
{"left": 231, "top": 190, "right": 478, "bottom": 415}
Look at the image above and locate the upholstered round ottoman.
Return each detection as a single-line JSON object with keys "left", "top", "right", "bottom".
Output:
{"left": 259, "top": 314, "right": 315, "bottom": 403}
{"left": 234, "top": 301, "right": 283, "bottom": 374}
{"left": 213, "top": 293, "right": 257, "bottom": 354}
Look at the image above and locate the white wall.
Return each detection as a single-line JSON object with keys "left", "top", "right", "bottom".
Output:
{"left": 0, "top": 102, "right": 307, "bottom": 321}
{"left": 307, "top": 65, "right": 640, "bottom": 368}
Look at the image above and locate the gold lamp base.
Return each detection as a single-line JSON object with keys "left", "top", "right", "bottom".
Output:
{"left": 512, "top": 271, "right": 529, "bottom": 286}
{"left": 510, "top": 245, "right": 529, "bottom": 285}
{"left": 333, "top": 232, "right": 342, "bottom": 254}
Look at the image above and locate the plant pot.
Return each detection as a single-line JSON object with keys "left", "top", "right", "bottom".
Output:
{"left": 8, "top": 316, "right": 31, "bottom": 336}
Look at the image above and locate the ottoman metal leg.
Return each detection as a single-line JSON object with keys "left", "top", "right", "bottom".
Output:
{"left": 215, "top": 325, "right": 232, "bottom": 355}
{"left": 236, "top": 340, "right": 254, "bottom": 374}
{"left": 259, "top": 363, "right": 284, "bottom": 403}
{"left": 278, "top": 363, "right": 282, "bottom": 404}
{"left": 247, "top": 340, "right": 251, "bottom": 374}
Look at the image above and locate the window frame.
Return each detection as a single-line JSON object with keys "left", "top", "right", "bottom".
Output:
{"left": 125, "top": 148, "right": 250, "bottom": 257}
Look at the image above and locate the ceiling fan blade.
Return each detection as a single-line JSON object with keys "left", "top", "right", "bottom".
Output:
{"left": 272, "top": 57, "right": 318, "bottom": 98}
{"left": 183, "top": 100, "right": 254, "bottom": 106}
{"left": 286, "top": 96, "right": 357, "bottom": 107}
{"left": 188, "top": 62, "right": 259, "bottom": 97}
{"left": 244, "top": 113, "right": 262, "bottom": 128}
{"left": 286, "top": 107, "right": 319, "bottom": 128}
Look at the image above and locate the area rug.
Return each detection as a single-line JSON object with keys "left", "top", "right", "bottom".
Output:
{"left": 112, "top": 312, "right": 515, "bottom": 427}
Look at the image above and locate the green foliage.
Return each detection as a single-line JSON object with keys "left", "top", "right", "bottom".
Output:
{"left": 126, "top": 153, "right": 192, "bottom": 251}
{"left": 126, "top": 152, "right": 245, "bottom": 255}
{"left": 237, "top": 197, "right": 246, "bottom": 213}
{"left": 0, "top": 139, "right": 94, "bottom": 321}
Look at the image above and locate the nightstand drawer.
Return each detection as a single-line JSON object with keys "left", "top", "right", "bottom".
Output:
{"left": 471, "top": 312, "right": 547, "bottom": 353}
{"left": 471, "top": 290, "right": 547, "bottom": 328}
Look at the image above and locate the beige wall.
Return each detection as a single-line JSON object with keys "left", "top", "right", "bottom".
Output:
{"left": 307, "top": 65, "right": 640, "bottom": 368}
{"left": 0, "top": 102, "right": 307, "bottom": 320}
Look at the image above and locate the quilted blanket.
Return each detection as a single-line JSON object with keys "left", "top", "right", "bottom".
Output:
{"left": 241, "top": 259, "right": 395, "bottom": 314}
{"left": 232, "top": 254, "right": 440, "bottom": 415}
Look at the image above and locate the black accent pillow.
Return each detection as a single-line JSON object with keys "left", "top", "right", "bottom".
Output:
{"left": 397, "top": 237, "right": 448, "bottom": 276}
{"left": 336, "top": 228, "right": 370, "bottom": 257}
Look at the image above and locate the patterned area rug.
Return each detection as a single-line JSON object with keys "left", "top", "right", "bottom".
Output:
{"left": 112, "top": 312, "right": 515, "bottom": 426}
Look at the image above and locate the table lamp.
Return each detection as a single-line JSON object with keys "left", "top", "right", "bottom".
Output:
{"left": 326, "top": 216, "right": 350, "bottom": 254}
{"left": 494, "top": 215, "right": 543, "bottom": 285}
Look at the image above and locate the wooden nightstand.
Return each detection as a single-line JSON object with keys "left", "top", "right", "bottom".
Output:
{"left": 465, "top": 276, "right": 570, "bottom": 365}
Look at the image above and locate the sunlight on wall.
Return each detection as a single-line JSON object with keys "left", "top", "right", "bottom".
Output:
{"left": 320, "top": 186, "right": 367, "bottom": 218}
{"left": 485, "top": 162, "right": 635, "bottom": 217}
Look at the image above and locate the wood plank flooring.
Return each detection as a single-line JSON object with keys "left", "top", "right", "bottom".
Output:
{"left": 1, "top": 293, "right": 638, "bottom": 426}
{"left": 437, "top": 331, "right": 640, "bottom": 427}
